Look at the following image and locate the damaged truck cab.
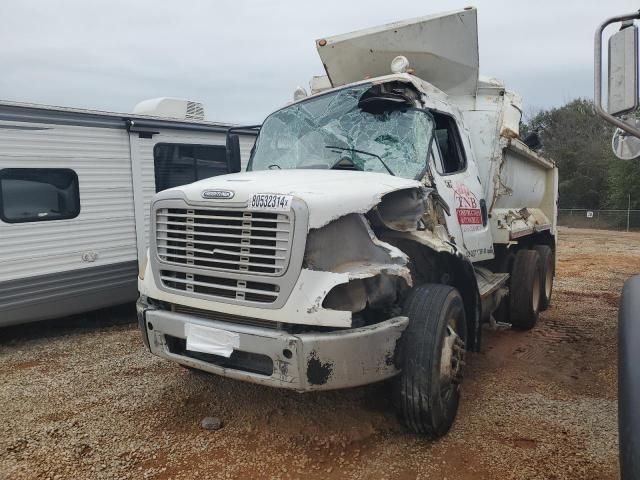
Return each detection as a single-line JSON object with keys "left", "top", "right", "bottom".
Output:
{"left": 137, "top": 8, "right": 558, "bottom": 437}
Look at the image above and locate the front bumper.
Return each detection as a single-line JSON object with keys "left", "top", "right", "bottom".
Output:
{"left": 137, "top": 299, "right": 408, "bottom": 391}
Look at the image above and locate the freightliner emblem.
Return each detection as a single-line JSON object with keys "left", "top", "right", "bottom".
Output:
{"left": 201, "top": 190, "right": 234, "bottom": 199}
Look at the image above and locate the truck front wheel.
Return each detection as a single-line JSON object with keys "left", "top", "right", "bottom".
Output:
{"left": 394, "top": 284, "right": 467, "bottom": 437}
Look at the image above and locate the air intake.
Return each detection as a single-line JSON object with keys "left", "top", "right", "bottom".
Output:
{"left": 185, "top": 101, "right": 205, "bottom": 120}
{"left": 132, "top": 97, "right": 205, "bottom": 121}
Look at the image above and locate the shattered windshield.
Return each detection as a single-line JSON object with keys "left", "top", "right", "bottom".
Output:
{"left": 248, "top": 84, "right": 435, "bottom": 179}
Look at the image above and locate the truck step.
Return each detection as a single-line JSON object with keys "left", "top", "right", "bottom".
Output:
{"left": 474, "top": 267, "right": 509, "bottom": 299}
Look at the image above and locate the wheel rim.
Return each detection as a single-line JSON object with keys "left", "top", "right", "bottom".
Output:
{"left": 544, "top": 263, "right": 553, "bottom": 299}
{"left": 439, "top": 317, "right": 465, "bottom": 400}
{"left": 532, "top": 272, "right": 541, "bottom": 312}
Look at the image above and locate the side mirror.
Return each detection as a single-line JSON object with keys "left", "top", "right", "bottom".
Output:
{"left": 593, "top": 10, "right": 640, "bottom": 142}
{"left": 608, "top": 23, "right": 639, "bottom": 116}
{"left": 226, "top": 133, "right": 242, "bottom": 173}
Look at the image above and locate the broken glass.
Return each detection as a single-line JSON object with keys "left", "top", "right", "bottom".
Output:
{"left": 249, "top": 83, "right": 435, "bottom": 180}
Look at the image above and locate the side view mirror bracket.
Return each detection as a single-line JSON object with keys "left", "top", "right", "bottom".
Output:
{"left": 594, "top": 10, "right": 640, "bottom": 138}
{"left": 225, "top": 125, "right": 261, "bottom": 173}
{"left": 226, "top": 134, "right": 242, "bottom": 173}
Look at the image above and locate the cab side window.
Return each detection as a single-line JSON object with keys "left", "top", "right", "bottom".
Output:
{"left": 431, "top": 112, "right": 467, "bottom": 174}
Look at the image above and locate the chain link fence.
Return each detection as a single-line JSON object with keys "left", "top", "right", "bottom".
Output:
{"left": 558, "top": 209, "right": 640, "bottom": 231}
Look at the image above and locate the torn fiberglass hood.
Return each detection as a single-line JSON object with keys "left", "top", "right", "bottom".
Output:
{"left": 170, "top": 169, "right": 423, "bottom": 230}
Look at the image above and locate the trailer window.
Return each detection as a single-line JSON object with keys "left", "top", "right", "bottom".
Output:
{"left": 0, "top": 168, "right": 80, "bottom": 223}
{"left": 431, "top": 113, "right": 467, "bottom": 174}
{"left": 154, "top": 143, "right": 228, "bottom": 192}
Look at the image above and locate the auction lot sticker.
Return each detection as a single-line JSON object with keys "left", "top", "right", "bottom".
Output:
{"left": 248, "top": 193, "right": 293, "bottom": 212}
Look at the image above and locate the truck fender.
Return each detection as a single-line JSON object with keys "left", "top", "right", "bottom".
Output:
{"left": 449, "top": 254, "right": 483, "bottom": 352}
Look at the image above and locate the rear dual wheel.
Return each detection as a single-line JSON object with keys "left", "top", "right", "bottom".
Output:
{"left": 494, "top": 250, "right": 516, "bottom": 324}
{"left": 533, "top": 245, "right": 554, "bottom": 311}
{"left": 509, "top": 250, "right": 543, "bottom": 330}
{"left": 496, "top": 246, "right": 554, "bottom": 329}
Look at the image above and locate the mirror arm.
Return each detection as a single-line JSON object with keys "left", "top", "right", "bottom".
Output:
{"left": 594, "top": 10, "right": 640, "bottom": 137}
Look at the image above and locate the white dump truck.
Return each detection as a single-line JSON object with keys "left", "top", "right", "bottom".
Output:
{"left": 137, "top": 8, "right": 558, "bottom": 437}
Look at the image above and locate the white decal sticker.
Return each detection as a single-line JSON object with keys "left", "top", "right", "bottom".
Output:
{"left": 248, "top": 193, "right": 293, "bottom": 212}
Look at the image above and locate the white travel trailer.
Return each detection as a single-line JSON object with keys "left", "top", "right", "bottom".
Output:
{"left": 137, "top": 8, "right": 558, "bottom": 437}
{"left": 0, "top": 98, "right": 257, "bottom": 326}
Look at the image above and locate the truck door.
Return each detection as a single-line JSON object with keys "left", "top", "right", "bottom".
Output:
{"left": 429, "top": 112, "right": 494, "bottom": 262}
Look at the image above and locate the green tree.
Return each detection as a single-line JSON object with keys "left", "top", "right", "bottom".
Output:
{"left": 606, "top": 160, "right": 640, "bottom": 209}
{"left": 522, "top": 99, "right": 616, "bottom": 209}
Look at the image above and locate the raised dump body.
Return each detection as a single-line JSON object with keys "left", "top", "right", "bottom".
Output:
{"left": 316, "top": 8, "right": 479, "bottom": 95}
{"left": 316, "top": 7, "right": 557, "bottom": 244}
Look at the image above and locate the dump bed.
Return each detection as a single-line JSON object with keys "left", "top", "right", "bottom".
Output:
{"left": 461, "top": 81, "right": 558, "bottom": 244}
{"left": 491, "top": 138, "right": 558, "bottom": 243}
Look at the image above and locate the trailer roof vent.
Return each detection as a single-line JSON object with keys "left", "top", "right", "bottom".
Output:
{"left": 185, "top": 101, "right": 205, "bottom": 120}
{"left": 132, "top": 97, "right": 205, "bottom": 121}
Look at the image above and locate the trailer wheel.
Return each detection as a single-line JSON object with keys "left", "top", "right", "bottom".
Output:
{"left": 509, "top": 250, "right": 542, "bottom": 330}
{"left": 532, "top": 245, "right": 554, "bottom": 311}
{"left": 393, "top": 284, "right": 467, "bottom": 437}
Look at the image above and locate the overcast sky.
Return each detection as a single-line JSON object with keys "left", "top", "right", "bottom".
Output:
{"left": 1, "top": 0, "right": 637, "bottom": 124}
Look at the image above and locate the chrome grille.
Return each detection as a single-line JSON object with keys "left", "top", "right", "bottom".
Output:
{"left": 156, "top": 207, "right": 293, "bottom": 276}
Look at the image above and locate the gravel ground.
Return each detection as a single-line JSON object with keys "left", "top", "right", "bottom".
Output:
{"left": 1, "top": 227, "right": 637, "bottom": 480}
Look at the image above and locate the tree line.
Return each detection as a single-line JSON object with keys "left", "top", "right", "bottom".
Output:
{"left": 521, "top": 98, "right": 640, "bottom": 210}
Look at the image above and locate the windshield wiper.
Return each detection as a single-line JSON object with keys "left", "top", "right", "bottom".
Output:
{"left": 324, "top": 146, "right": 395, "bottom": 176}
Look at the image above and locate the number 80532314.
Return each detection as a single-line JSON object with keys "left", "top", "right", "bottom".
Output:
{"left": 248, "top": 193, "right": 293, "bottom": 212}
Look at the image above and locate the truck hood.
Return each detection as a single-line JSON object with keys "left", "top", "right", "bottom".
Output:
{"left": 172, "top": 169, "right": 422, "bottom": 229}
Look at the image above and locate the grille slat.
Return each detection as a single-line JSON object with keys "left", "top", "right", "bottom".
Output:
{"left": 156, "top": 244, "right": 286, "bottom": 260}
{"left": 159, "top": 253, "right": 283, "bottom": 270}
{"left": 156, "top": 235, "right": 288, "bottom": 251}
{"left": 157, "top": 219, "right": 290, "bottom": 233}
{"left": 160, "top": 274, "right": 279, "bottom": 297}
{"left": 156, "top": 228, "right": 283, "bottom": 242}
{"left": 158, "top": 212, "right": 282, "bottom": 223}
{"left": 160, "top": 270, "right": 279, "bottom": 304}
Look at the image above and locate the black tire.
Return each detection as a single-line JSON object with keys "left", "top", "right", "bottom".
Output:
{"left": 494, "top": 249, "right": 516, "bottom": 323}
{"left": 394, "top": 284, "right": 467, "bottom": 437}
{"left": 509, "top": 250, "right": 542, "bottom": 330}
{"left": 496, "top": 248, "right": 517, "bottom": 274}
{"left": 532, "top": 245, "right": 554, "bottom": 311}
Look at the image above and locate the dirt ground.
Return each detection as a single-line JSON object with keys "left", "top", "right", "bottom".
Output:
{"left": 1, "top": 227, "right": 638, "bottom": 480}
